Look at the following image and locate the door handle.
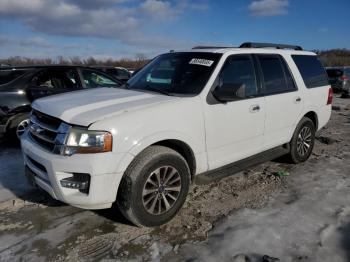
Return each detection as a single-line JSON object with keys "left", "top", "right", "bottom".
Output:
{"left": 250, "top": 104, "right": 260, "bottom": 113}
{"left": 295, "top": 97, "right": 301, "bottom": 103}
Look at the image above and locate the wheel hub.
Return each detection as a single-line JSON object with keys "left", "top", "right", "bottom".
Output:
{"left": 158, "top": 185, "right": 165, "bottom": 193}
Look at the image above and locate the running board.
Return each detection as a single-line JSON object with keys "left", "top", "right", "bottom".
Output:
{"left": 195, "top": 145, "right": 290, "bottom": 185}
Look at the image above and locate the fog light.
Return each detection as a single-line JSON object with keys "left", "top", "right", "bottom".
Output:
{"left": 60, "top": 173, "right": 90, "bottom": 194}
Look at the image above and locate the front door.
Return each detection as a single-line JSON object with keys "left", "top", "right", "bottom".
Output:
{"left": 204, "top": 54, "right": 266, "bottom": 170}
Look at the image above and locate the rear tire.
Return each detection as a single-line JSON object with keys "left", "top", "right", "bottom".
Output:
{"left": 117, "top": 145, "right": 191, "bottom": 227}
{"left": 287, "top": 117, "right": 315, "bottom": 164}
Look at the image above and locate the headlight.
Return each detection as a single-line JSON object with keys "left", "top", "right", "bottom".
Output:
{"left": 63, "top": 128, "right": 112, "bottom": 155}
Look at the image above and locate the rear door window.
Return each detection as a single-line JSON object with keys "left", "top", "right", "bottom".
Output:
{"left": 257, "top": 54, "right": 296, "bottom": 95}
{"left": 292, "top": 55, "right": 329, "bottom": 88}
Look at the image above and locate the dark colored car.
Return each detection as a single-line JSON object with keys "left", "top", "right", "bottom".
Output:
{"left": 326, "top": 67, "right": 350, "bottom": 97}
{"left": 94, "top": 66, "right": 131, "bottom": 83}
{"left": 0, "top": 65, "right": 122, "bottom": 140}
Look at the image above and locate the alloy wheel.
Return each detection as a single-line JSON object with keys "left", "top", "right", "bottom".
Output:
{"left": 16, "top": 119, "right": 30, "bottom": 138}
{"left": 142, "top": 166, "right": 182, "bottom": 215}
{"left": 296, "top": 126, "right": 312, "bottom": 156}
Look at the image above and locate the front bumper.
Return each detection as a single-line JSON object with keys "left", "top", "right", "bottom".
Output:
{"left": 21, "top": 131, "right": 128, "bottom": 209}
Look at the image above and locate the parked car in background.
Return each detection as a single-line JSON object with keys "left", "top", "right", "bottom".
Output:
{"left": 326, "top": 67, "right": 350, "bottom": 97}
{"left": 21, "top": 42, "right": 332, "bottom": 227}
{"left": 0, "top": 65, "right": 122, "bottom": 140}
{"left": 127, "top": 68, "right": 135, "bottom": 74}
{"left": 94, "top": 66, "right": 131, "bottom": 83}
{"left": 0, "top": 63, "right": 11, "bottom": 68}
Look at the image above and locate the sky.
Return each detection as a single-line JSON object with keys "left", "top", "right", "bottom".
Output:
{"left": 0, "top": 0, "right": 349, "bottom": 60}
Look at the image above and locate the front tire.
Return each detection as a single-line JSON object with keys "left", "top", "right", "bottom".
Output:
{"left": 287, "top": 117, "right": 315, "bottom": 164}
{"left": 117, "top": 146, "right": 191, "bottom": 227}
{"left": 7, "top": 113, "right": 30, "bottom": 142}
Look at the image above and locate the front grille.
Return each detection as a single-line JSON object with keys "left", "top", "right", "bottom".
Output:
{"left": 29, "top": 110, "right": 70, "bottom": 153}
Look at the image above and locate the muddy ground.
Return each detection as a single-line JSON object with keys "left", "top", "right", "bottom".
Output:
{"left": 0, "top": 96, "right": 349, "bottom": 262}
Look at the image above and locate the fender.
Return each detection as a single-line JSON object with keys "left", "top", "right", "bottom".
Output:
{"left": 114, "top": 130, "right": 208, "bottom": 175}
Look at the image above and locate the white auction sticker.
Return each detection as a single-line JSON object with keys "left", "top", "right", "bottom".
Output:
{"left": 189, "top": 58, "right": 214, "bottom": 67}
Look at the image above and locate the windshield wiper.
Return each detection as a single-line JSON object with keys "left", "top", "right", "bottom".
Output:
{"left": 124, "top": 83, "right": 173, "bottom": 96}
{"left": 121, "top": 82, "right": 130, "bottom": 89}
{"left": 142, "top": 85, "right": 173, "bottom": 96}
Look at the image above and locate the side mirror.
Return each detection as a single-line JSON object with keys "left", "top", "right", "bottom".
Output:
{"left": 212, "top": 83, "right": 245, "bottom": 102}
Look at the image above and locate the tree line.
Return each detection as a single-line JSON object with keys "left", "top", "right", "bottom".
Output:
{"left": 315, "top": 49, "right": 350, "bottom": 67}
{"left": 1, "top": 49, "right": 349, "bottom": 69}
{"left": 0, "top": 54, "right": 149, "bottom": 70}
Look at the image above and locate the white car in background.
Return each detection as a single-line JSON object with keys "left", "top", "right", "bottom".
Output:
{"left": 21, "top": 42, "right": 332, "bottom": 227}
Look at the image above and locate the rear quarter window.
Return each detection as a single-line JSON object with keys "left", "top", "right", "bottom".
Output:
{"left": 292, "top": 55, "right": 329, "bottom": 88}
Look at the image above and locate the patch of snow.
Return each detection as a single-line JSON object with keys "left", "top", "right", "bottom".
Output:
{"left": 177, "top": 155, "right": 350, "bottom": 262}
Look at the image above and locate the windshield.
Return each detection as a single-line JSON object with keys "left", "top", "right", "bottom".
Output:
{"left": 127, "top": 52, "right": 221, "bottom": 96}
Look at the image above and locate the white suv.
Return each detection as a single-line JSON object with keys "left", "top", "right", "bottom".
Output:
{"left": 21, "top": 42, "right": 332, "bottom": 226}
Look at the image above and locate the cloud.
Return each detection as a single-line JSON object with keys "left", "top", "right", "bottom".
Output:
{"left": 139, "top": 0, "right": 178, "bottom": 21}
{"left": 0, "top": 0, "right": 209, "bottom": 58}
{"left": 19, "top": 37, "right": 54, "bottom": 48}
{"left": 249, "top": 0, "right": 289, "bottom": 17}
{"left": 0, "top": 0, "right": 207, "bottom": 49}
{"left": 139, "top": 0, "right": 209, "bottom": 21}
{"left": 318, "top": 28, "right": 329, "bottom": 33}
{"left": 66, "top": 0, "right": 130, "bottom": 9}
{"left": 0, "top": 37, "right": 11, "bottom": 46}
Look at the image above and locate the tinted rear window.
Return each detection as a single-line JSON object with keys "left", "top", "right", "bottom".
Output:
{"left": 292, "top": 55, "right": 328, "bottom": 88}
{"left": 0, "top": 69, "right": 27, "bottom": 85}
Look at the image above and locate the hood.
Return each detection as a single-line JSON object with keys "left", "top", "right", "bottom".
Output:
{"left": 32, "top": 88, "right": 177, "bottom": 126}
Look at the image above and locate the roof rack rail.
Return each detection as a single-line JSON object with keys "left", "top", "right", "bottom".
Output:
{"left": 239, "top": 42, "right": 303, "bottom": 51}
{"left": 192, "top": 46, "right": 233, "bottom": 49}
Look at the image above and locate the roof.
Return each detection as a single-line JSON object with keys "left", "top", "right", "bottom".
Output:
{"left": 177, "top": 47, "right": 315, "bottom": 56}
{"left": 177, "top": 42, "right": 315, "bottom": 56}
{"left": 0, "top": 65, "right": 93, "bottom": 70}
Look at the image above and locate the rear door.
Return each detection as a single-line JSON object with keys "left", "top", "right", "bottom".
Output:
{"left": 256, "top": 54, "right": 303, "bottom": 150}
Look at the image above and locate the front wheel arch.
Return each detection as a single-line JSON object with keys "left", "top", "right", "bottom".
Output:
{"left": 116, "top": 145, "right": 191, "bottom": 226}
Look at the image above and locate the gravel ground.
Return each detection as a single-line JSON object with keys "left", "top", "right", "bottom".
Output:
{"left": 0, "top": 96, "right": 349, "bottom": 262}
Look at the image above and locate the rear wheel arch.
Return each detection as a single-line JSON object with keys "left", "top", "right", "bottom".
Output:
{"left": 303, "top": 111, "right": 318, "bottom": 130}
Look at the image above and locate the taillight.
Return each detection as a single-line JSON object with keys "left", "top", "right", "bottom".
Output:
{"left": 327, "top": 88, "right": 333, "bottom": 105}
{"left": 339, "top": 75, "right": 348, "bottom": 81}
